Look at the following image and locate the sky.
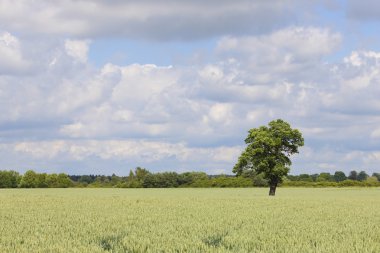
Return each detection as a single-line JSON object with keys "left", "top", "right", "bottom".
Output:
{"left": 1, "top": 0, "right": 380, "bottom": 175}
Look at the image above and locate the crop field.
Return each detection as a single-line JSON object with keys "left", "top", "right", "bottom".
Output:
{"left": 0, "top": 188, "right": 379, "bottom": 253}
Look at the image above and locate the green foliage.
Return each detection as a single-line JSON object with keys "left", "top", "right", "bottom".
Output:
{"left": 118, "top": 167, "right": 150, "bottom": 188}
{"left": 56, "top": 173, "right": 74, "bottom": 188}
{"left": 373, "top": 173, "right": 380, "bottom": 181}
{"left": 233, "top": 119, "right": 304, "bottom": 195}
{"left": 178, "top": 172, "right": 209, "bottom": 186}
{"left": 299, "top": 174, "right": 314, "bottom": 182}
{"left": 120, "top": 180, "right": 142, "bottom": 188}
{"left": 123, "top": 167, "right": 150, "bottom": 188}
{"left": 189, "top": 176, "right": 253, "bottom": 188}
{"left": 357, "top": 171, "right": 369, "bottom": 181}
{"left": 251, "top": 173, "right": 269, "bottom": 187}
{"left": 282, "top": 181, "right": 338, "bottom": 187}
{"left": 79, "top": 175, "right": 95, "bottom": 184}
{"left": 18, "top": 170, "right": 73, "bottom": 188}
{"left": 210, "top": 176, "right": 252, "bottom": 188}
{"left": 1, "top": 169, "right": 379, "bottom": 189}
{"left": 333, "top": 171, "right": 347, "bottom": 182}
{"left": 46, "top": 174, "right": 59, "bottom": 187}
{"left": 282, "top": 179, "right": 380, "bottom": 187}
{"left": 316, "top": 173, "right": 334, "bottom": 182}
{"left": 348, "top": 170, "right": 358, "bottom": 180}
{"left": 142, "top": 172, "right": 180, "bottom": 188}
{"left": 339, "top": 179, "right": 363, "bottom": 187}
{"left": 0, "top": 170, "right": 21, "bottom": 188}
{"left": 19, "top": 170, "right": 39, "bottom": 188}
{"left": 366, "top": 176, "right": 379, "bottom": 185}
{"left": 37, "top": 173, "right": 49, "bottom": 188}
{"left": 135, "top": 167, "right": 150, "bottom": 182}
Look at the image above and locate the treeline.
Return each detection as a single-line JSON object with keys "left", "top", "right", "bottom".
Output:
{"left": 283, "top": 170, "right": 380, "bottom": 187}
{"left": 0, "top": 170, "right": 73, "bottom": 188}
{"left": 1, "top": 168, "right": 380, "bottom": 188}
{"left": 0, "top": 168, "right": 254, "bottom": 188}
{"left": 68, "top": 168, "right": 257, "bottom": 188}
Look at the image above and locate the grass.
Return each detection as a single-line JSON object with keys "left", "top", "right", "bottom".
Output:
{"left": 0, "top": 188, "right": 379, "bottom": 252}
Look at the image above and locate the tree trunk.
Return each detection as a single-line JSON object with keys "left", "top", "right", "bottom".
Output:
{"left": 269, "top": 183, "right": 277, "bottom": 196}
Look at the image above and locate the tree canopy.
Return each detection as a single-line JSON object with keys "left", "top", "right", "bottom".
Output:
{"left": 233, "top": 119, "right": 304, "bottom": 195}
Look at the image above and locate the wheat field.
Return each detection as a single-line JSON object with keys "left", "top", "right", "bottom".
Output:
{"left": 0, "top": 188, "right": 379, "bottom": 253}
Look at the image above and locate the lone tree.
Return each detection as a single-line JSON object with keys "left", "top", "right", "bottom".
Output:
{"left": 233, "top": 119, "right": 304, "bottom": 196}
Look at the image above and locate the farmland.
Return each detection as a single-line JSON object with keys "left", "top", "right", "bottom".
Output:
{"left": 0, "top": 188, "right": 379, "bottom": 252}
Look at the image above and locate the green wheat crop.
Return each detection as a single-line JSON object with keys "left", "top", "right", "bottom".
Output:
{"left": 0, "top": 188, "right": 379, "bottom": 252}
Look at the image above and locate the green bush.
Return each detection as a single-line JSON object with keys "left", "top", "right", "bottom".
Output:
{"left": 339, "top": 180, "right": 363, "bottom": 187}
{"left": 188, "top": 176, "right": 253, "bottom": 188}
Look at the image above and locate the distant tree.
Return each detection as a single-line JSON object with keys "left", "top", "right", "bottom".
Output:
{"left": 298, "top": 174, "right": 313, "bottom": 182}
{"left": 46, "top": 174, "right": 59, "bottom": 187}
{"left": 357, "top": 171, "right": 369, "bottom": 182}
{"left": 0, "top": 170, "right": 21, "bottom": 188}
{"left": 310, "top": 174, "right": 319, "bottom": 182}
{"left": 286, "top": 175, "right": 299, "bottom": 181}
{"left": 68, "top": 175, "right": 81, "bottom": 182}
{"left": 178, "top": 172, "right": 208, "bottom": 186}
{"left": 19, "top": 170, "right": 39, "bottom": 188}
{"left": 333, "top": 171, "right": 347, "bottom": 182}
{"left": 35, "top": 173, "right": 48, "bottom": 188}
{"left": 317, "top": 173, "right": 333, "bottom": 182}
{"left": 348, "top": 170, "right": 358, "bottom": 181}
{"left": 143, "top": 172, "right": 180, "bottom": 188}
{"left": 93, "top": 175, "right": 110, "bottom": 187}
{"left": 123, "top": 168, "right": 150, "bottom": 188}
{"left": 78, "top": 175, "right": 94, "bottom": 184}
{"left": 128, "top": 170, "right": 135, "bottom": 181}
{"left": 142, "top": 173, "right": 159, "bottom": 188}
{"left": 373, "top": 173, "right": 380, "bottom": 181}
{"left": 110, "top": 173, "right": 121, "bottom": 186}
{"left": 233, "top": 119, "right": 304, "bottom": 196}
{"left": 56, "top": 173, "right": 73, "bottom": 187}
{"left": 135, "top": 167, "right": 150, "bottom": 182}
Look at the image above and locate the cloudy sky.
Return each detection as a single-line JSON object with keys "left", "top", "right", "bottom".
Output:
{"left": 1, "top": 0, "right": 380, "bottom": 175}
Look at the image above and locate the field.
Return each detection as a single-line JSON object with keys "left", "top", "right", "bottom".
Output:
{"left": 0, "top": 188, "right": 379, "bottom": 253}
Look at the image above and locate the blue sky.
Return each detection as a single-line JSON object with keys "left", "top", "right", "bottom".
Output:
{"left": 89, "top": 38, "right": 217, "bottom": 67}
{"left": 1, "top": 0, "right": 380, "bottom": 175}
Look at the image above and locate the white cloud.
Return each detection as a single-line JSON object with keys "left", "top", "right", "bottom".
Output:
{"left": 112, "top": 110, "right": 134, "bottom": 123}
{"left": 211, "top": 146, "right": 243, "bottom": 163}
{"left": 217, "top": 27, "right": 342, "bottom": 83}
{"left": 199, "top": 65, "right": 224, "bottom": 82}
{"left": 14, "top": 141, "right": 67, "bottom": 159}
{"left": 64, "top": 39, "right": 90, "bottom": 63}
{"left": 111, "top": 64, "right": 178, "bottom": 109}
{"left": 60, "top": 122, "right": 86, "bottom": 138}
{"left": 0, "top": 31, "right": 29, "bottom": 74}
{"left": 11, "top": 140, "right": 243, "bottom": 168}
{"left": 371, "top": 128, "right": 380, "bottom": 138}
{"left": 344, "top": 52, "right": 364, "bottom": 67}
{"left": 207, "top": 103, "right": 233, "bottom": 125}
